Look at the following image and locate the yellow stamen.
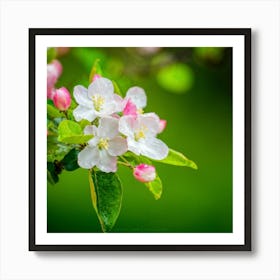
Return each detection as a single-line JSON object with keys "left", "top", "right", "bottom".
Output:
{"left": 98, "top": 138, "right": 109, "bottom": 150}
{"left": 134, "top": 125, "right": 147, "bottom": 141}
{"left": 137, "top": 108, "right": 144, "bottom": 114}
{"left": 92, "top": 95, "right": 105, "bottom": 112}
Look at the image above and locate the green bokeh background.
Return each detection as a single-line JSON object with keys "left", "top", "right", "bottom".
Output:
{"left": 47, "top": 47, "right": 232, "bottom": 233}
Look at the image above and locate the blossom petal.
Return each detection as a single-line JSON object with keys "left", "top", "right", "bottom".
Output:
{"left": 127, "top": 137, "right": 141, "bottom": 155}
{"left": 139, "top": 137, "right": 168, "bottom": 160}
{"left": 96, "top": 150, "right": 117, "bottom": 173}
{"left": 88, "top": 77, "right": 114, "bottom": 98}
{"left": 126, "top": 86, "right": 147, "bottom": 109}
{"left": 73, "top": 105, "right": 96, "bottom": 122}
{"left": 78, "top": 146, "right": 99, "bottom": 169}
{"left": 119, "top": 116, "right": 138, "bottom": 137}
{"left": 84, "top": 125, "right": 99, "bottom": 146}
{"left": 113, "top": 94, "right": 125, "bottom": 112}
{"left": 97, "top": 98, "right": 118, "bottom": 116}
{"left": 98, "top": 116, "right": 119, "bottom": 139}
{"left": 108, "top": 136, "right": 127, "bottom": 156}
{"left": 158, "top": 119, "right": 167, "bottom": 133}
{"left": 139, "top": 114, "right": 160, "bottom": 137}
{"left": 73, "top": 85, "right": 92, "bottom": 108}
{"left": 84, "top": 125, "right": 98, "bottom": 136}
{"left": 123, "top": 99, "right": 137, "bottom": 117}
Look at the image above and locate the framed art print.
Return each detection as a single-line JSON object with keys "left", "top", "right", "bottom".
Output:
{"left": 29, "top": 28, "right": 251, "bottom": 251}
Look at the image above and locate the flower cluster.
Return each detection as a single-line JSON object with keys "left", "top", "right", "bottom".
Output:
{"left": 73, "top": 76, "right": 168, "bottom": 181}
{"left": 47, "top": 56, "right": 197, "bottom": 232}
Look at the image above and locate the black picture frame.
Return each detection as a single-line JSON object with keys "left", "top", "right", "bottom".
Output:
{"left": 29, "top": 28, "right": 251, "bottom": 251}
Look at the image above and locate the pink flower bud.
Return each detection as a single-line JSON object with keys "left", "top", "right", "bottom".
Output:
{"left": 53, "top": 87, "right": 71, "bottom": 111}
{"left": 158, "top": 119, "right": 167, "bottom": 133}
{"left": 51, "top": 60, "right": 63, "bottom": 76}
{"left": 47, "top": 60, "right": 63, "bottom": 99}
{"left": 123, "top": 99, "right": 137, "bottom": 117}
{"left": 93, "top": 74, "right": 102, "bottom": 81}
{"left": 133, "top": 164, "right": 156, "bottom": 183}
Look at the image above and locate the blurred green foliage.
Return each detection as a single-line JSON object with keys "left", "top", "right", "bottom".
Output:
{"left": 48, "top": 46, "right": 232, "bottom": 233}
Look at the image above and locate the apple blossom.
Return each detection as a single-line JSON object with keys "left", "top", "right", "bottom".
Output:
{"left": 122, "top": 87, "right": 166, "bottom": 133}
{"left": 78, "top": 116, "right": 127, "bottom": 172}
{"left": 53, "top": 87, "right": 71, "bottom": 111}
{"left": 119, "top": 114, "right": 168, "bottom": 160}
{"left": 133, "top": 164, "right": 156, "bottom": 183}
{"left": 73, "top": 77, "right": 124, "bottom": 122}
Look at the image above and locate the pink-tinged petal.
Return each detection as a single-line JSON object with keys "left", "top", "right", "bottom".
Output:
{"left": 123, "top": 99, "right": 137, "bottom": 116}
{"left": 158, "top": 119, "right": 167, "bottom": 133}
{"left": 119, "top": 116, "right": 138, "bottom": 137}
{"left": 139, "top": 137, "right": 168, "bottom": 160}
{"left": 96, "top": 150, "right": 117, "bottom": 173}
{"left": 73, "top": 85, "right": 92, "bottom": 108}
{"left": 126, "top": 86, "right": 147, "bottom": 109}
{"left": 78, "top": 146, "right": 99, "bottom": 169}
{"left": 98, "top": 116, "right": 119, "bottom": 139}
{"left": 52, "top": 87, "right": 71, "bottom": 111}
{"left": 88, "top": 77, "right": 114, "bottom": 98}
{"left": 108, "top": 136, "right": 127, "bottom": 156}
{"left": 73, "top": 105, "right": 96, "bottom": 122}
{"left": 133, "top": 164, "right": 156, "bottom": 183}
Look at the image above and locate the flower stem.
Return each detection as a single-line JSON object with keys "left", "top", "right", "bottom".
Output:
{"left": 61, "top": 110, "right": 69, "bottom": 119}
{"left": 117, "top": 160, "right": 133, "bottom": 169}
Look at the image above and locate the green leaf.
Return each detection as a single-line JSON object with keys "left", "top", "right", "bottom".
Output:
{"left": 47, "top": 135, "right": 73, "bottom": 162}
{"left": 79, "top": 119, "right": 91, "bottom": 130}
{"left": 89, "top": 59, "right": 103, "bottom": 83}
{"left": 122, "top": 151, "right": 152, "bottom": 166}
{"left": 58, "top": 120, "right": 93, "bottom": 144}
{"left": 112, "top": 80, "right": 123, "bottom": 97}
{"left": 89, "top": 170, "right": 122, "bottom": 232}
{"left": 47, "top": 47, "right": 57, "bottom": 63}
{"left": 47, "top": 162, "right": 59, "bottom": 185}
{"left": 47, "top": 104, "right": 62, "bottom": 119}
{"left": 145, "top": 175, "right": 162, "bottom": 200}
{"left": 156, "top": 149, "right": 198, "bottom": 169}
{"left": 61, "top": 148, "right": 80, "bottom": 171}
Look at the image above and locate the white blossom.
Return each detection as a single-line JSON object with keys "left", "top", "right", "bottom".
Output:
{"left": 78, "top": 117, "right": 127, "bottom": 172}
{"left": 73, "top": 78, "right": 123, "bottom": 122}
{"left": 119, "top": 114, "right": 168, "bottom": 160}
